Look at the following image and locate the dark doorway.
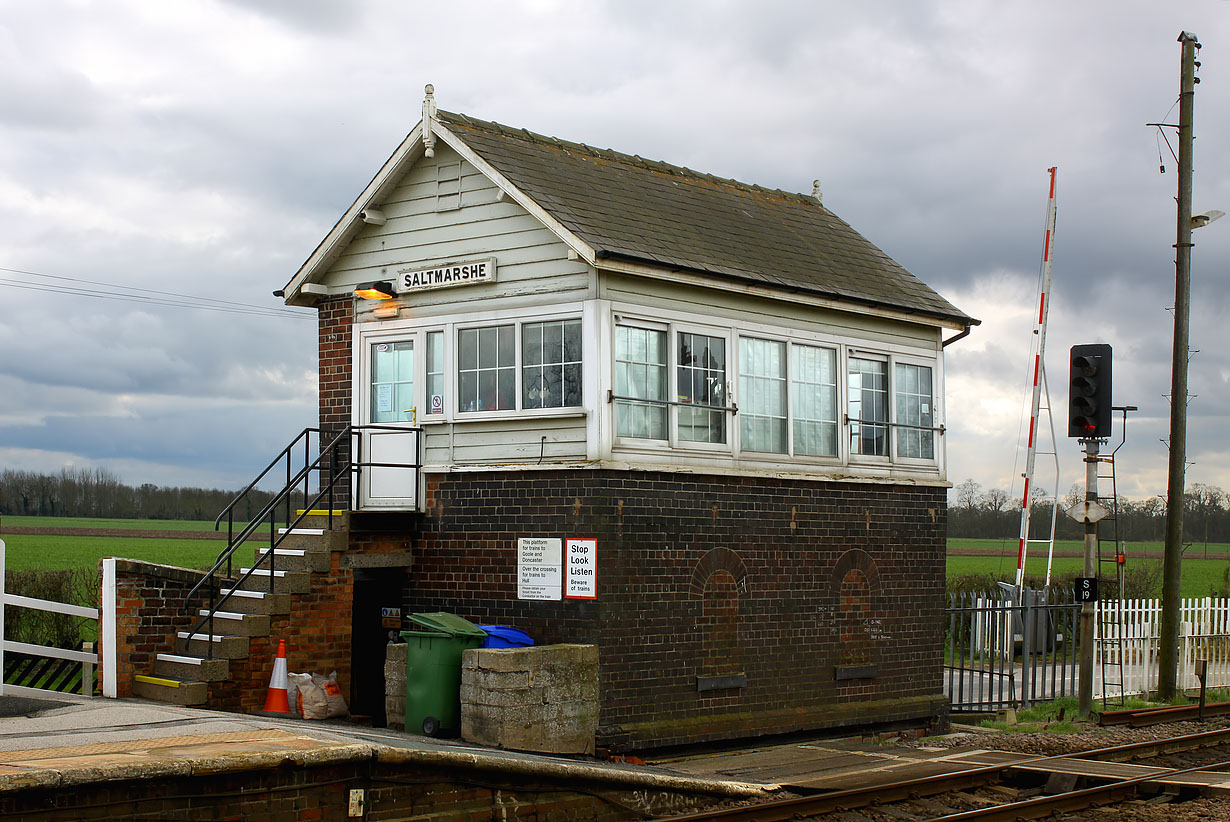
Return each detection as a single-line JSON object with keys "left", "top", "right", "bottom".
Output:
{"left": 351, "top": 567, "right": 406, "bottom": 726}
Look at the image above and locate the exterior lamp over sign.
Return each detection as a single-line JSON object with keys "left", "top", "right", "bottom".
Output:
{"left": 354, "top": 281, "right": 395, "bottom": 300}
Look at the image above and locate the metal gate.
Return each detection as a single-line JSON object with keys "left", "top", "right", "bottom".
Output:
{"left": 944, "top": 586, "right": 1080, "bottom": 711}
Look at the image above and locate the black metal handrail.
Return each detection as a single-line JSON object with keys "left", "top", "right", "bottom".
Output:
{"left": 183, "top": 424, "right": 422, "bottom": 657}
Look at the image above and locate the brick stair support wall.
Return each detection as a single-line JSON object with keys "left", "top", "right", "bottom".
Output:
{"left": 105, "top": 559, "right": 219, "bottom": 698}
{"left": 110, "top": 515, "right": 414, "bottom": 713}
{"left": 363, "top": 468, "right": 950, "bottom": 751}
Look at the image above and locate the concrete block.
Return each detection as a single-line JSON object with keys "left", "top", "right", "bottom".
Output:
{"left": 460, "top": 644, "right": 598, "bottom": 755}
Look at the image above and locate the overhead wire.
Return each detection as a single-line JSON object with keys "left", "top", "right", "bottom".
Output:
{"left": 0, "top": 265, "right": 314, "bottom": 321}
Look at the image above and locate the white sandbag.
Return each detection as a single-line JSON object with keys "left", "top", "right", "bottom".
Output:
{"left": 290, "top": 671, "right": 328, "bottom": 720}
{"left": 313, "top": 671, "right": 349, "bottom": 718}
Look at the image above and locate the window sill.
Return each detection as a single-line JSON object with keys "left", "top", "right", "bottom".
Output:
{"left": 423, "top": 408, "right": 588, "bottom": 424}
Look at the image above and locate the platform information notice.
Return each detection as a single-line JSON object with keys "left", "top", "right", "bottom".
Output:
{"left": 518, "top": 537, "right": 562, "bottom": 600}
{"left": 564, "top": 538, "right": 597, "bottom": 599}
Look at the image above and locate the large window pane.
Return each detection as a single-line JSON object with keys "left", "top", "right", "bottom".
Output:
{"left": 848, "top": 356, "right": 887, "bottom": 456}
{"left": 792, "top": 344, "right": 837, "bottom": 456}
{"left": 458, "top": 325, "right": 515, "bottom": 411}
{"left": 739, "top": 337, "right": 786, "bottom": 453}
{"left": 615, "top": 326, "right": 667, "bottom": 439}
{"left": 678, "top": 332, "right": 726, "bottom": 444}
{"left": 522, "top": 319, "right": 582, "bottom": 408}
{"left": 895, "top": 363, "right": 934, "bottom": 459}
{"left": 370, "top": 341, "right": 415, "bottom": 423}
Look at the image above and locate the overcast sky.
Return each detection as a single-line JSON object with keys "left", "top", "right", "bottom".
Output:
{"left": 2, "top": 1, "right": 1229, "bottom": 507}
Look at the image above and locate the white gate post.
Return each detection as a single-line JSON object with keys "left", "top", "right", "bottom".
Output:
{"left": 1, "top": 538, "right": 6, "bottom": 697}
{"left": 101, "top": 558, "right": 117, "bottom": 698}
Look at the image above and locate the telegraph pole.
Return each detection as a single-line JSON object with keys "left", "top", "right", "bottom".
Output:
{"left": 1159, "top": 31, "right": 1199, "bottom": 701}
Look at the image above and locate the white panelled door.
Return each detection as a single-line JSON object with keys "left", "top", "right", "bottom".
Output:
{"left": 358, "top": 338, "right": 420, "bottom": 510}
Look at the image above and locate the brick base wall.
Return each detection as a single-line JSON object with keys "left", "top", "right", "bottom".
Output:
{"left": 380, "top": 468, "right": 949, "bottom": 750}
{"left": 0, "top": 757, "right": 719, "bottom": 821}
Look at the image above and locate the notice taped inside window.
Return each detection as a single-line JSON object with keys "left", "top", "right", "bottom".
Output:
{"left": 517, "top": 537, "right": 562, "bottom": 600}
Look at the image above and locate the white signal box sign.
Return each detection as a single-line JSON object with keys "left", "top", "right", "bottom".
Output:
{"left": 565, "top": 538, "right": 597, "bottom": 599}
{"left": 517, "top": 537, "right": 562, "bottom": 600}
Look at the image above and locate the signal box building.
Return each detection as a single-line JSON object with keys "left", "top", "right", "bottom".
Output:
{"left": 121, "top": 90, "right": 974, "bottom": 750}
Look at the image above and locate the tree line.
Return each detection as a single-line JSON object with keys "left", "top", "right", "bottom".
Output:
{"left": 0, "top": 468, "right": 274, "bottom": 522}
{"left": 949, "top": 478, "right": 1230, "bottom": 548}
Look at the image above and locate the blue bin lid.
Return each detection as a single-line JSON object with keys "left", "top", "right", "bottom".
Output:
{"left": 477, "top": 625, "right": 534, "bottom": 645}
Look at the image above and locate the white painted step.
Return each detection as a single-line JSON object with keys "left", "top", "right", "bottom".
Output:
{"left": 157, "top": 653, "right": 204, "bottom": 665}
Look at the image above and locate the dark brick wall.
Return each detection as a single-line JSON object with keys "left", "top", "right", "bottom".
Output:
{"left": 376, "top": 469, "right": 948, "bottom": 749}
{"left": 318, "top": 296, "right": 353, "bottom": 437}
{"left": 318, "top": 296, "right": 353, "bottom": 507}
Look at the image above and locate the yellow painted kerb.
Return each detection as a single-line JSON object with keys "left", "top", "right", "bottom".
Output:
{"left": 135, "top": 674, "right": 180, "bottom": 688}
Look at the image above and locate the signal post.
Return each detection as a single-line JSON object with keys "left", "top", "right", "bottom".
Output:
{"left": 1068, "top": 344, "right": 1112, "bottom": 719}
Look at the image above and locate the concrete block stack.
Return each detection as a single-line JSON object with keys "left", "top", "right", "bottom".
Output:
{"left": 460, "top": 644, "right": 598, "bottom": 755}
{"left": 384, "top": 642, "right": 407, "bottom": 729}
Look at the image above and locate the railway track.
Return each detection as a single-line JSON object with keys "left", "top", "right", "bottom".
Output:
{"left": 655, "top": 726, "right": 1230, "bottom": 821}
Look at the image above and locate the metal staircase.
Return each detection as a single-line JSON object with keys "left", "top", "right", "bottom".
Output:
{"left": 131, "top": 424, "right": 420, "bottom": 706}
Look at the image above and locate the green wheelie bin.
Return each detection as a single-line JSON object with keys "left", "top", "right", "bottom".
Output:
{"left": 400, "top": 613, "right": 487, "bottom": 736}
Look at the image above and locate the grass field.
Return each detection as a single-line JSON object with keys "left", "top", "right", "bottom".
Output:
{"left": 946, "top": 554, "right": 1230, "bottom": 598}
{"left": 0, "top": 533, "right": 224, "bottom": 571}
{"left": 0, "top": 515, "right": 226, "bottom": 531}
{"left": 3, "top": 518, "right": 1228, "bottom": 597}
{"left": 949, "top": 537, "right": 1230, "bottom": 559}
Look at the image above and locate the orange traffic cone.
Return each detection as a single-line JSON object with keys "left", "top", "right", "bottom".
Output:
{"left": 262, "top": 639, "right": 293, "bottom": 715}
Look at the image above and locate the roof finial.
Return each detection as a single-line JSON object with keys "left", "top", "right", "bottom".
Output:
{"left": 812, "top": 179, "right": 822, "bottom": 205}
{"left": 422, "top": 84, "right": 437, "bottom": 158}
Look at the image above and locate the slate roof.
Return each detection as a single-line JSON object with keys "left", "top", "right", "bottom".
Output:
{"left": 438, "top": 111, "right": 972, "bottom": 327}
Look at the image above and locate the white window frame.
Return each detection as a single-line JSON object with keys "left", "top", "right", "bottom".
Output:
{"left": 889, "top": 355, "right": 939, "bottom": 466}
{"left": 846, "top": 350, "right": 891, "bottom": 463}
{"left": 735, "top": 334, "right": 842, "bottom": 461}
{"left": 611, "top": 305, "right": 940, "bottom": 469}
{"left": 612, "top": 320, "right": 672, "bottom": 445}
{"left": 611, "top": 316, "right": 734, "bottom": 453}
{"left": 353, "top": 304, "right": 588, "bottom": 427}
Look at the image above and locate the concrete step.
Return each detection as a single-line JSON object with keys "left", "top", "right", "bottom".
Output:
{"left": 275, "top": 527, "right": 348, "bottom": 551}
{"left": 237, "top": 567, "right": 312, "bottom": 594}
{"left": 177, "top": 631, "right": 249, "bottom": 660}
{"left": 256, "top": 547, "right": 330, "bottom": 573}
{"left": 295, "top": 510, "right": 349, "bottom": 531}
{"left": 217, "top": 589, "right": 292, "bottom": 615}
{"left": 155, "top": 653, "right": 229, "bottom": 682}
{"left": 197, "top": 610, "right": 271, "bottom": 637}
{"left": 133, "top": 674, "right": 208, "bottom": 706}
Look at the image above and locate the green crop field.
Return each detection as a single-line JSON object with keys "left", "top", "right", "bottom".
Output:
{"left": 946, "top": 553, "right": 1230, "bottom": 599}
{"left": 948, "top": 537, "right": 1230, "bottom": 559}
{"left": 0, "top": 533, "right": 223, "bottom": 571}
{"left": 0, "top": 515, "right": 229, "bottom": 531}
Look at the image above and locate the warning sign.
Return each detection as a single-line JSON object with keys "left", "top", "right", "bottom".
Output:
{"left": 517, "top": 537, "right": 562, "bottom": 600}
{"left": 565, "top": 538, "right": 597, "bottom": 599}
{"left": 381, "top": 607, "right": 402, "bottom": 629}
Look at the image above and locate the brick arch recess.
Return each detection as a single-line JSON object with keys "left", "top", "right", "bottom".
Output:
{"left": 688, "top": 547, "right": 749, "bottom": 599}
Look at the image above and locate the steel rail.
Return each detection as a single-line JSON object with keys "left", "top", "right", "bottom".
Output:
{"left": 925, "top": 756, "right": 1230, "bottom": 821}
{"left": 1100, "top": 701, "right": 1230, "bottom": 727}
{"left": 652, "top": 726, "right": 1230, "bottom": 822}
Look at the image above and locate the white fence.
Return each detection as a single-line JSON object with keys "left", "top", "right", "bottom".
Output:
{"left": 949, "top": 589, "right": 1230, "bottom": 710}
{"left": 1096, "top": 596, "right": 1230, "bottom": 696}
{"left": 0, "top": 538, "right": 117, "bottom": 698}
